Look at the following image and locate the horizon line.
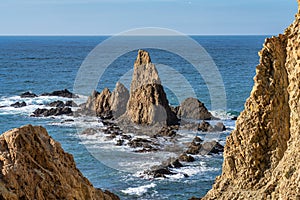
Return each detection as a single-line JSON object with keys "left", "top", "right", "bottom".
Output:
{"left": 0, "top": 34, "right": 273, "bottom": 36}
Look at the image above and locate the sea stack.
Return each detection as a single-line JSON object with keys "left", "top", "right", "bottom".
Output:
{"left": 203, "top": 2, "right": 300, "bottom": 199}
{"left": 0, "top": 125, "right": 119, "bottom": 200}
{"left": 126, "top": 50, "right": 178, "bottom": 125}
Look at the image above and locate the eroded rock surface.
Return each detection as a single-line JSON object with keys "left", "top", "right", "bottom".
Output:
{"left": 203, "top": 2, "right": 300, "bottom": 199}
{"left": 178, "top": 97, "right": 212, "bottom": 120}
{"left": 126, "top": 50, "right": 178, "bottom": 125}
{"left": 0, "top": 125, "right": 119, "bottom": 200}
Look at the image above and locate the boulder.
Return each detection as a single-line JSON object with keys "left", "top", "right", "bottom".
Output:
{"left": 10, "top": 101, "right": 26, "bottom": 108}
{"left": 20, "top": 91, "right": 37, "bottom": 98}
{"left": 110, "top": 82, "right": 129, "bottom": 118}
{"left": 178, "top": 97, "right": 212, "bottom": 120}
{"left": 213, "top": 122, "right": 226, "bottom": 131}
{"left": 0, "top": 125, "right": 119, "bottom": 200}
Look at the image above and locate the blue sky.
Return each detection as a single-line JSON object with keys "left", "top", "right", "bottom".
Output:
{"left": 0, "top": 0, "right": 297, "bottom": 35}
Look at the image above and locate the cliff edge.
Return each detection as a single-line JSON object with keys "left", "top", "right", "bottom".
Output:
{"left": 203, "top": 2, "right": 300, "bottom": 200}
{"left": 0, "top": 125, "right": 119, "bottom": 200}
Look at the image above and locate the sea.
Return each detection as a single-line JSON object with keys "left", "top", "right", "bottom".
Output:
{"left": 0, "top": 36, "right": 266, "bottom": 199}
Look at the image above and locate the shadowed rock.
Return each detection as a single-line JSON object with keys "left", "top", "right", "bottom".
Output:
{"left": 178, "top": 97, "right": 212, "bottom": 120}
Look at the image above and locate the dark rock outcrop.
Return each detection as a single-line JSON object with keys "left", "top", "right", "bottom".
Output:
{"left": 41, "top": 89, "right": 78, "bottom": 98}
{"left": 203, "top": 2, "right": 300, "bottom": 199}
{"left": 20, "top": 92, "right": 37, "bottom": 98}
{"left": 0, "top": 125, "right": 119, "bottom": 200}
{"left": 10, "top": 101, "right": 26, "bottom": 108}
{"left": 178, "top": 97, "right": 212, "bottom": 120}
{"left": 32, "top": 107, "right": 73, "bottom": 117}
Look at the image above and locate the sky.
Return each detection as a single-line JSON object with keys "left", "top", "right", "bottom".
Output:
{"left": 0, "top": 0, "right": 297, "bottom": 35}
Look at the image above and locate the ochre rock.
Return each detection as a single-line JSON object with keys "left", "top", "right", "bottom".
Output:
{"left": 84, "top": 88, "right": 112, "bottom": 118}
{"left": 203, "top": 2, "right": 300, "bottom": 200}
{"left": 0, "top": 125, "right": 119, "bottom": 200}
{"left": 126, "top": 50, "right": 178, "bottom": 125}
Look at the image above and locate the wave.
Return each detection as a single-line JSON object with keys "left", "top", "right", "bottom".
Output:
{"left": 121, "top": 183, "right": 156, "bottom": 197}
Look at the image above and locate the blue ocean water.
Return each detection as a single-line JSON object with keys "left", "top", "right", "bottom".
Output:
{"left": 0, "top": 36, "right": 266, "bottom": 199}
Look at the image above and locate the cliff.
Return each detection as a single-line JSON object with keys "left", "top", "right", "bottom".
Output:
{"left": 0, "top": 125, "right": 119, "bottom": 200}
{"left": 203, "top": 2, "right": 300, "bottom": 199}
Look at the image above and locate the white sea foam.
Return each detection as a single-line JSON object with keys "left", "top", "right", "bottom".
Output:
{"left": 121, "top": 183, "right": 156, "bottom": 196}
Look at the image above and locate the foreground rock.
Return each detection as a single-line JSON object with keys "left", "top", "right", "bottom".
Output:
{"left": 0, "top": 125, "right": 119, "bottom": 200}
{"left": 203, "top": 2, "right": 300, "bottom": 199}
{"left": 125, "top": 50, "right": 178, "bottom": 125}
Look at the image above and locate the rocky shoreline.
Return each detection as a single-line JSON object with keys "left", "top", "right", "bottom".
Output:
{"left": 0, "top": 125, "right": 119, "bottom": 200}
{"left": 10, "top": 50, "right": 228, "bottom": 179}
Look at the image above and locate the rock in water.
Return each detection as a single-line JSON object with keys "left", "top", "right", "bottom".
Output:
{"left": 110, "top": 82, "right": 129, "bottom": 118}
{"left": 178, "top": 97, "right": 212, "bottom": 120}
{"left": 84, "top": 88, "right": 112, "bottom": 118}
{"left": 203, "top": 2, "right": 300, "bottom": 199}
{"left": 0, "top": 125, "right": 119, "bottom": 200}
{"left": 126, "top": 50, "right": 178, "bottom": 125}
{"left": 130, "top": 49, "right": 161, "bottom": 94}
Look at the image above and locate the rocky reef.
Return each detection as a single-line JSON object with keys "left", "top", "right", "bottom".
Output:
{"left": 0, "top": 125, "right": 119, "bottom": 200}
{"left": 202, "top": 2, "right": 300, "bottom": 199}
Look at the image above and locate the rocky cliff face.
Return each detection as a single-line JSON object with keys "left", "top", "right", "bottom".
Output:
{"left": 0, "top": 125, "right": 119, "bottom": 200}
{"left": 203, "top": 2, "right": 300, "bottom": 200}
{"left": 126, "top": 50, "right": 178, "bottom": 125}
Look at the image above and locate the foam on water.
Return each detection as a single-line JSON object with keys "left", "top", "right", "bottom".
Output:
{"left": 121, "top": 183, "right": 157, "bottom": 196}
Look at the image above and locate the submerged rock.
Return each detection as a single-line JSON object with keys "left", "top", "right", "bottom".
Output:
{"left": 203, "top": 2, "right": 300, "bottom": 199}
{"left": 0, "top": 125, "right": 119, "bottom": 200}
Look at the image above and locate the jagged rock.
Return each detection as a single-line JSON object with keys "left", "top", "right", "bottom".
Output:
{"left": 10, "top": 101, "right": 26, "bottom": 108}
{"left": 83, "top": 88, "right": 112, "bottom": 119}
{"left": 178, "top": 97, "right": 212, "bottom": 120}
{"left": 20, "top": 91, "right": 37, "bottom": 98}
{"left": 203, "top": 2, "right": 300, "bottom": 199}
{"left": 179, "top": 153, "right": 195, "bottom": 162}
{"left": 125, "top": 50, "right": 178, "bottom": 126}
{"left": 41, "top": 89, "right": 78, "bottom": 98}
{"left": 47, "top": 100, "right": 65, "bottom": 107}
{"left": 198, "top": 121, "right": 214, "bottom": 132}
{"left": 65, "top": 100, "right": 78, "bottom": 107}
{"left": 162, "top": 158, "right": 183, "bottom": 168}
{"left": 186, "top": 137, "right": 223, "bottom": 155}
{"left": 130, "top": 49, "right": 161, "bottom": 94}
{"left": 110, "top": 82, "right": 129, "bottom": 118}
{"left": 32, "top": 107, "right": 72, "bottom": 117}
{"left": 0, "top": 125, "right": 119, "bottom": 200}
